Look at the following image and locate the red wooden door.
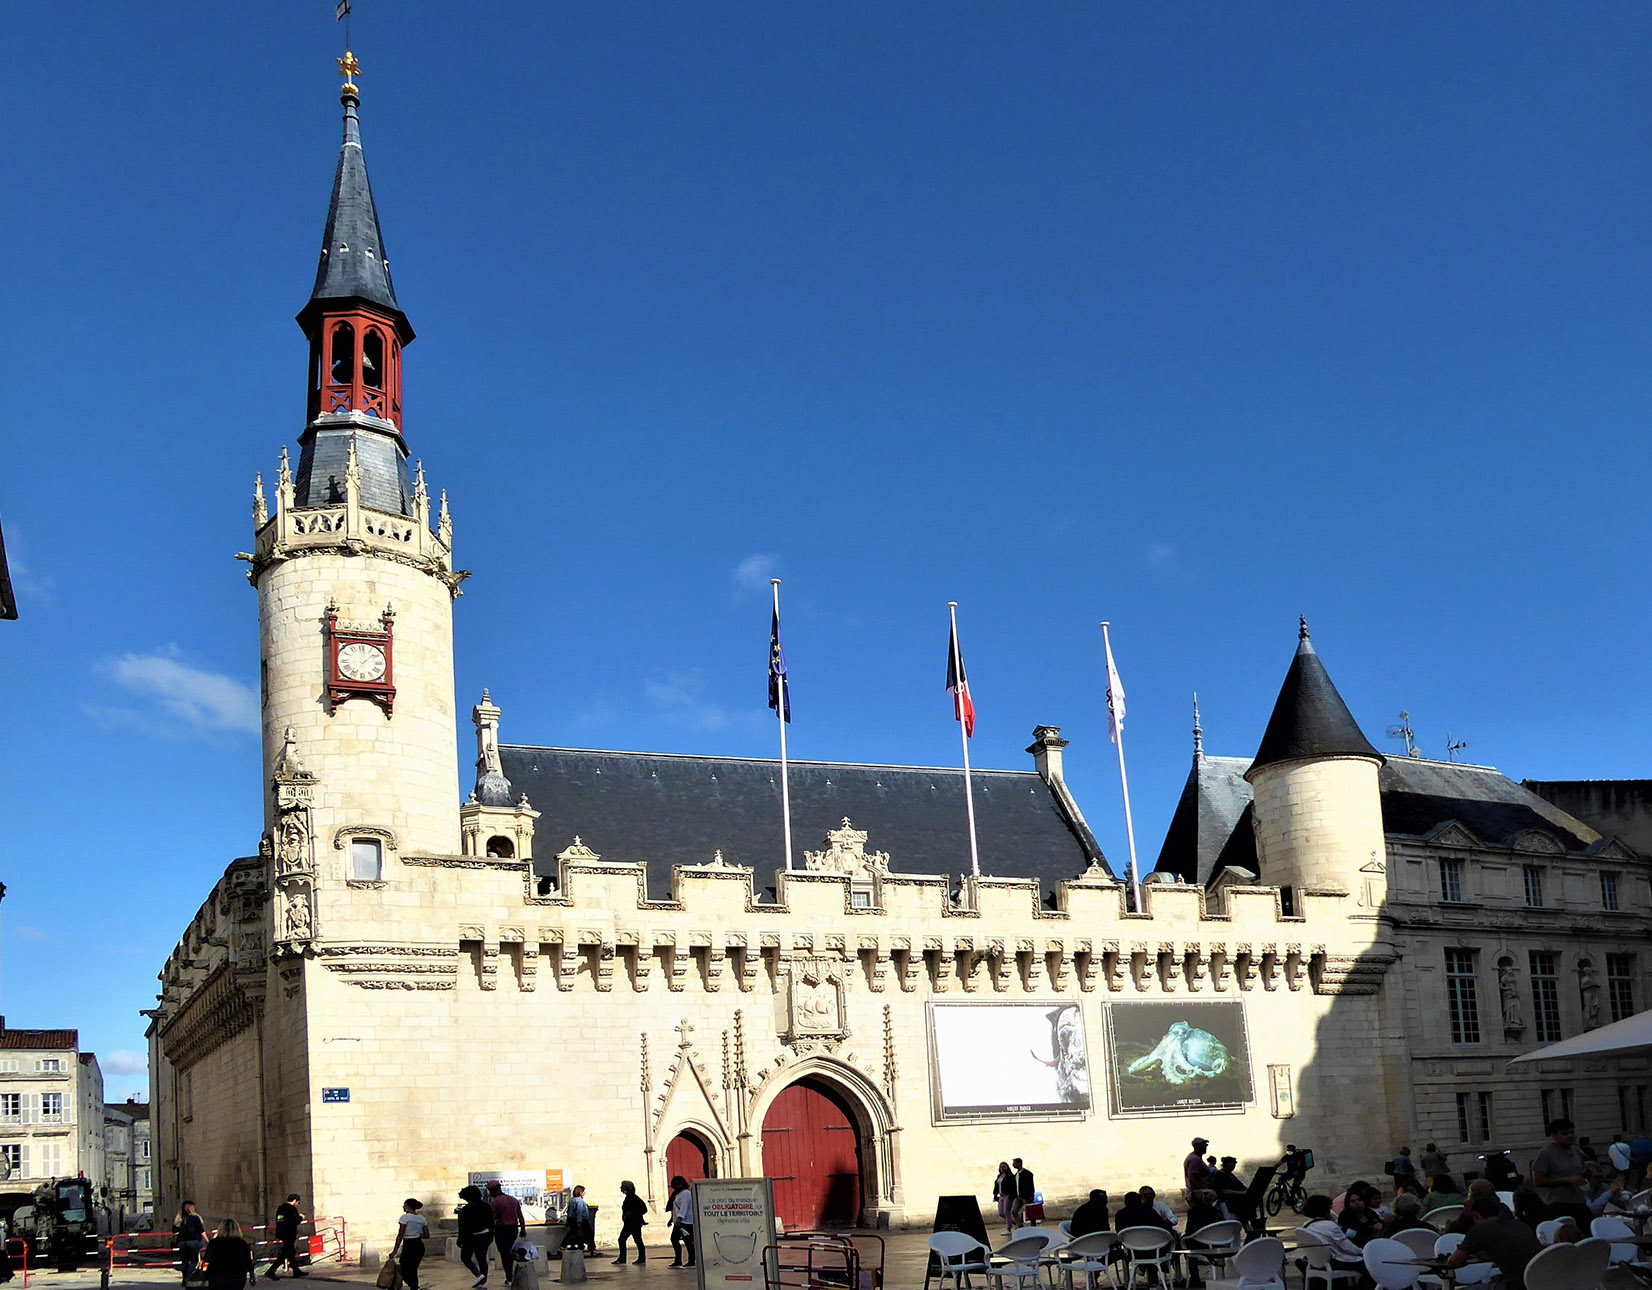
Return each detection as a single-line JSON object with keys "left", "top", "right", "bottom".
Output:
{"left": 666, "top": 1132, "right": 711, "bottom": 1182}
{"left": 761, "top": 1080, "right": 862, "bottom": 1230}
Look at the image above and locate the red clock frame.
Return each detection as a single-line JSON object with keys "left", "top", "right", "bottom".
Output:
{"left": 326, "top": 603, "right": 396, "bottom": 715}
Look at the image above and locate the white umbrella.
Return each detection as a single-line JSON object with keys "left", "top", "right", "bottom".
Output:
{"left": 1510, "top": 1007, "right": 1652, "bottom": 1063}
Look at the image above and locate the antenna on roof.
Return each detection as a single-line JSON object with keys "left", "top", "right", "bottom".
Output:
{"left": 1386, "top": 711, "right": 1420, "bottom": 758}
{"left": 1446, "top": 734, "right": 1470, "bottom": 763}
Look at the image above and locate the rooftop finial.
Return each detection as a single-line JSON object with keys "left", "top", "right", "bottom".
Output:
{"left": 338, "top": 50, "right": 361, "bottom": 102}
{"left": 1299, "top": 615, "right": 1310, "bottom": 642}
{"left": 1192, "top": 692, "right": 1203, "bottom": 759}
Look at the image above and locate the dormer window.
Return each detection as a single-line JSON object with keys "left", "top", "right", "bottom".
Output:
{"left": 850, "top": 887, "right": 873, "bottom": 909}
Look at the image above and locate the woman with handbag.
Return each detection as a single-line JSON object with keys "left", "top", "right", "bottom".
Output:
{"left": 202, "top": 1218, "right": 257, "bottom": 1290}
{"left": 389, "top": 1199, "right": 428, "bottom": 1290}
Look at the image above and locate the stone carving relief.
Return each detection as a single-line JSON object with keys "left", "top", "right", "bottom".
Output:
{"left": 783, "top": 957, "right": 849, "bottom": 1048}
{"left": 270, "top": 728, "right": 318, "bottom": 951}
{"left": 805, "top": 818, "right": 891, "bottom": 879}
{"left": 1497, "top": 956, "right": 1525, "bottom": 1035}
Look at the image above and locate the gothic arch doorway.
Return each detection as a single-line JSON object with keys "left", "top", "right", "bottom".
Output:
{"left": 665, "top": 1129, "right": 714, "bottom": 1184}
{"left": 761, "top": 1077, "right": 862, "bottom": 1230}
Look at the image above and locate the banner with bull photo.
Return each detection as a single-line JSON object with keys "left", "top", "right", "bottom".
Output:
{"left": 1105, "top": 1000, "right": 1254, "bottom": 1114}
{"left": 928, "top": 1001, "right": 1091, "bottom": 1119}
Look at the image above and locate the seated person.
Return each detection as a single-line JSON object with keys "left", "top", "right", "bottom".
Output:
{"left": 1587, "top": 1171, "right": 1633, "bottom": 1216}
{"left": 1211, "top": 1157, "right": 1249, "bottom": 1220}
{"left": 1448, "top": 1194, "right": 1541, "bottom": 1290}
{"left": 1381, "top": 1194, "right": 1436, "bottom": 1238}
{"left": 1338, "top": 1187, "right": 1384, "bottom": 1248}
{"left": 1422, "top": 1174, "right": 1466, "bottom": 1214}
{"left": 1113, "top": 1191, "right": 1170, "bottom": 1232}
{"left": 1300, "top": 1195, "right": 1365, "bottom": 1274}
{"left": 1184, "top": 1189, "right": 1225, "bottom": 1236}
{"left": 1139, "top": 1186, "right": 1179, "bottom": 1232}
{"left": 1511, "top": 1186, "right": 1548, "bottom": 1232}
{"left": 1068, "top": 1190, "right": 1111, "bottom": 1239}
{"left": 1546, "top": 1216, "right": 1583, "bottom": 1245}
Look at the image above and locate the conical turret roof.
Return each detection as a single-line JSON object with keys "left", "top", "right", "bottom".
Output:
{"left": 1248, "top": 619, "right": 1381, "bottom": 774}
{"left": 297, "top": 80, "right": 412, "bottom": 342}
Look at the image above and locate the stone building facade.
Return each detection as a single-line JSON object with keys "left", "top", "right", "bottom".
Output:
{"left": 147, "top": 61, "right": 1652, "bottom": 1251}
{"left": 0, "top": 1024, "right": 104, "bottom": 1186}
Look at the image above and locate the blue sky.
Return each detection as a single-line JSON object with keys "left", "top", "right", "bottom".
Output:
{"left": 3, "top": 2, "right": 1650, "bottom": 1088}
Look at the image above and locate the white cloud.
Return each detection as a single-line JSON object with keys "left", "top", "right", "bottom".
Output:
{"left": 733, "top": 553, "right": 777, "bottom": 595}
{"left": 96, "top": 647, "right": 259, "bottom": 737}
{"left": 13, "top": 925, "right": 49, "bottom": 942}
{"left": 645, "top": 670, "right": 733, "bottom": 733}
{"left": 104, "top": 1050, "right": 147, "bottom": 1075}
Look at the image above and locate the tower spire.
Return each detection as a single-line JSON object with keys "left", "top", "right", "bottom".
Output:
{"left": 1192, "top": 692, "right": 1203, "bottom": 759}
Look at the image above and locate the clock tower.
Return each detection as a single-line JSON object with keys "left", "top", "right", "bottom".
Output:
{"left": 247, "top": 54, "right": 461, "bottom": 878}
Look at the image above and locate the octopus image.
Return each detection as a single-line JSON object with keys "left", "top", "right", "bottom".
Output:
{"left": 1127, "top": 1020, "right": 1230, "bottom": 1085}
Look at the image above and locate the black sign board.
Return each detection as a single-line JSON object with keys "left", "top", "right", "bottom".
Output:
{"left": 924, "top": 1194, "right": 991, "bottom": 1289}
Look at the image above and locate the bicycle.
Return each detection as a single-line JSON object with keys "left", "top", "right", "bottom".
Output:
{"left": 1264, "top": 1149, "right": 1310, "bottom": 1217}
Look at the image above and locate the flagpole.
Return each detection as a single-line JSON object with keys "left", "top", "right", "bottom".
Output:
{"left": 1101, "top": 621, "right": 1142, "bottom": 911}
{"left": 772, "top": 579, "right": 795, "bottom": 873}
{"left": 949, "top": 602, "right": 981, "bottom": 879}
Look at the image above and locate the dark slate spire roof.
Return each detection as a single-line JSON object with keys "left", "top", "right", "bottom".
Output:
{"left": 1152, "top": 755, "right": 1258, "bottom": 886}
{"left": 499, "top": 747, "right": 1111, "bottom": 900}
{"left": 1248, "top": 618, "right": 1381, "bottom": 774}
{"left": 297, "top": 83, "right": 412, "bottom": 342}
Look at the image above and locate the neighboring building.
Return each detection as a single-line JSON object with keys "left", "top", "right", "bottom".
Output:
{"left": 0, "top": 1021, "right": 104, "bottom": 1185}
{"left": 1154, "top": 628, "right": 1652, "bottom": 1166}
{"left": 104, "top": 1100, "right": 151, "bottom": 1220}
{"left": 104, "top": 1104, "right": 133, "bottom": 1215}
{"left": 147, "top": 55, "right": 1652, "bottom": 1250}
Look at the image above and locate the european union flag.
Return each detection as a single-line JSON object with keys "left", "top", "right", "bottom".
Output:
{"left": 769, "top": 607, "right": 790, "bottom": 722}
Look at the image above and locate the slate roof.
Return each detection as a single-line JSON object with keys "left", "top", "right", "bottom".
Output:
{"left": 1379, "top": 759, "right": 1600, "bottom": 852}
{"left": 1152, "top": 755, "right": 1258, "bottom": 885}
{"left": 0, "top": 1027, "right": 77, "bottom": 1051}
{"left": 1250, "top": 622, "right": 1381, "bottom": 773}
{"left": 297, "top": 89, "right": 409, "bottom": 340}
{"left": 499, "top": 746, "right": 1111, "bottom": 900}
{"left": 294, "top": 423, "right": 413, "bottom": 516}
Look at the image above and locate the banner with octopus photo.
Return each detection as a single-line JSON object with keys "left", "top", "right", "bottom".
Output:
{"left": 1105, "top": 1001, "right": 1254, "bottom": 1113}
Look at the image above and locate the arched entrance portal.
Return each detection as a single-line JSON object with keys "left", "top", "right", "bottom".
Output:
{"left": 665, "top": 1130, "right": 714, "bottom": 1184}
{"left": 761, "top": 1077, "right": 862, "bottom": 1230}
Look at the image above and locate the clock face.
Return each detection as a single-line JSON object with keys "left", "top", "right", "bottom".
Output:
{"left": 337, "top": 641, "right": 387, "bottom": 682}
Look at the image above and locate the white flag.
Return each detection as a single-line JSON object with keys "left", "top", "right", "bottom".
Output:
{"left": 1104, "top": 632, "right": 1126, "bottom": 744}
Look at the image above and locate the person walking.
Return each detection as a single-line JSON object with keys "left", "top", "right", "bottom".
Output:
{"left": 1419, "top": 1143, "right": 1448, "bottom": 1188}
{"left": 457, "top": 1185, "right": 495, "bottom": 1288}
{"left": 992, "top": 1163, "right": 1015, "bottom": 1236}
{"left": 391, "top": 1200, "right": 428, "bottom": 1290}
{"left": 487, "top": 1182, "right": 526, "bottom": 1281}
{"left": 265, "top": 1194, "right": 307, "bottom": 1280}
{"left": 667, "top": 1176, "right": 695, "bottom": 1269}
{"left": 203, "top": 1218, "right": 258, "bottom": 1290}
{"left": 177, "top": 1202, "right": 207, "bottom": 1284}
{"left": 562, "top": 1187, "right": 594, "bottom": 1255}
{"left": 1010, "top": 1158, "right": 1035, "bottom": 1228}
{"left": 614, "top": 1181, "right": 647, "bottom": 1266}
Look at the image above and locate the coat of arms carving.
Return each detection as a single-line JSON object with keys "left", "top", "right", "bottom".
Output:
{"left": 804, "top": 818, "right": 890, "bottom": 880}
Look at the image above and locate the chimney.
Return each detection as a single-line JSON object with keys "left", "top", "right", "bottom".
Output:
{"left": 1027, "top": 725, "right": 1069, "bottom": 784}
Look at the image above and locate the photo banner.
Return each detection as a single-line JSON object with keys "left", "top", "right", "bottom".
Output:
{"left": 929, "top": 1001, "right": 1091, "bottom": 1119}
{"left": 1105, "top": 1000, "right": 1254, "bottom": 1113}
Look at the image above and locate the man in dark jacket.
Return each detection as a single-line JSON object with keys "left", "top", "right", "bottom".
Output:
{"left": 266, "top": 1195, "right": 307, "bottom": 1280}
{"left": 486, "top": 1182, "right": 526, "bottom": 1281}
{"left": 1069, "top": 1191, "right": 1111, "bottom": 1238}
{"left": 1010, "top": 1159, "right": 1035, "bottom": 1227}
{"left": 614, "top": 1181, "right": 648, "bottom": 1265}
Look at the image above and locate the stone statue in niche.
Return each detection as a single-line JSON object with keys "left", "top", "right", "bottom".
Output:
{"left": 1578, "top": 959, "right": 1602, "bottom": 1030}
{"left": 277, "top": 815, "right": 309, "bottom": 876}
{"left": 1497, "top": 958, "right": 1524, "bottom": 1033}
{"left": 281, "top": 887, "right": 313, "bottom": 941}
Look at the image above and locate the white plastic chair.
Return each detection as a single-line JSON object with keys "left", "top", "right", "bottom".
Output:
{"left": 1420, "top": 1206, "right": 1463, "bottom": 1228}
{"left": 1572, "top": 1237, "right": 1611, "bottom": 1288}
{"left": 1522, "top": 1243, "right": 1580, "bottom": 1290}
{"left": 1113, "top": 1227, "right": 1173, "bottom": 1289}
{"left": 1589, "top": 1214, "right": 1646, "bottom": 1268}
{"left": 1010, "top": 1229, "right": 1066, "bottom": 1287}
{"left": 1230, "top": 1237, "right": 1285, "bottom": 1290}
{"left": 1058, "top": 1223, "right": 1073, "bottom": 1238}
{"left": 1291, "top": 1230, "right": 1363, "bottom": 1290}
{"left": 1049, "top": 1232, "right": 1117, "bottom": 1290}
{"left": 1182, "top": 1221, "right": 1242, "bottom": 1280}
{"left": 990, "top": 1235, "right": 1053, "bottom": 1290}
{"left": 1394, "top": 1230, "right": 1438, "bottom": 1261}
{"left": 1421, "top": 1232, "right": 1497, "bottom": 1289}
{"left": 931, "top": 1232, "right": 992, "bottom": 1290}
{"left": 1362, "top": 1237, "right": 1423, "bottom": 1290}
{"left": 1495, "top": 1191, "right": 1515, "bottom": 1211}
{"left": 1534, "top": 1218, "right": 1566, "bottom": 1246}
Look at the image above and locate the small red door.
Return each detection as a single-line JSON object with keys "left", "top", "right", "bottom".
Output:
{"left": 761, "top": 1079, "right": 862, "bottom": 1230}
{"left": 666, "top": 1132, "right": 712, "bottom": 1183}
